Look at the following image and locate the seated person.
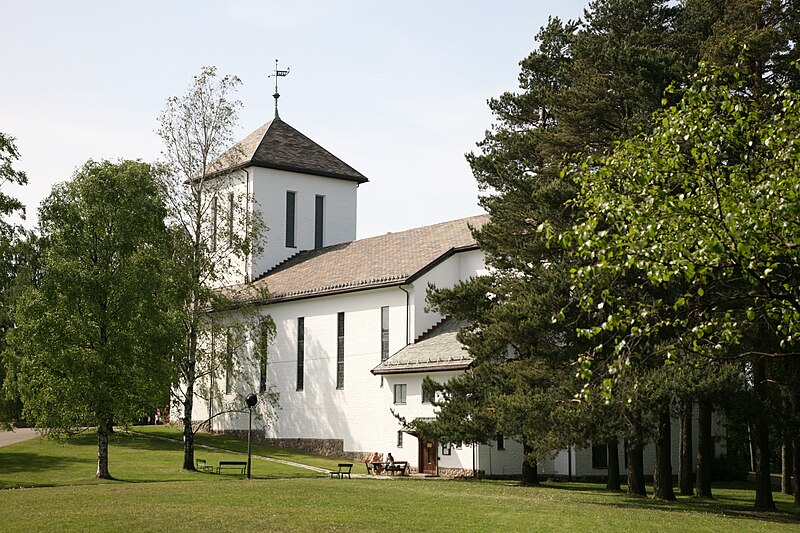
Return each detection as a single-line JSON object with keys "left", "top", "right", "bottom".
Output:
{"left": 385, "top": 452, "right": 396, "bottom": 472}
{"left": 369, "top": 452, "right": 383, "bottom": 473}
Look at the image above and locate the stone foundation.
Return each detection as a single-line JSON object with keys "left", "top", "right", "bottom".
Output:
{"left": 438, "top": 467, "right": 475, "bottom": 478}
{"left": 221, "top": 431, "right": 345, "bottom": 457}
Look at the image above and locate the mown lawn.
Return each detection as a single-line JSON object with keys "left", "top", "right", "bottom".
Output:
{"left": 0, "top": 429, "right": 798, "bottom": 532}
{"left": 0, "top": 428, "right": 316, "bottom": 489}
{"left": 133, "top": 424, "right": 360, "bottom": 473}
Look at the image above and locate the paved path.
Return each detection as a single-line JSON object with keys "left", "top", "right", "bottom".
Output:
{"left": 0, "top": 428, "right": 39, "bottom": 448}
{"left": 129, "top": 431, "right": 400, "bottom": 479}
{"left": 129, "top": 431, "right": 330, "bottom": 473}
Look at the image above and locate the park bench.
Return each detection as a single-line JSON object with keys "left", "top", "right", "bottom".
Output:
{"left": 385, "top": 461, "right": 408, "bottom": 476}
{"left": 330, "top": 463, "right": 353, "bottom": 479}
{"left": 195, "top": 457, "right": 213, "bottom": 473}
{"left": 217, "top": 461, "right": 247, "bottom": 474}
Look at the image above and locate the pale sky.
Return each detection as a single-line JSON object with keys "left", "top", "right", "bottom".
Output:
{"left": 2, "top": 0, "right": 587, "bottom": 238}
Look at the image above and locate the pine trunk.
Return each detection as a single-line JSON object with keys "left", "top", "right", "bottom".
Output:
{"left": 626, "top": 437, "right": 646, "bottom": 496}
{"left": 695, "top": 398, "right": 713, "bottom": 498}
{"left": 792, "top": 433, "right": 800, "bottom": 505}
{"left": 606, "top": 436, "right": 621, "bottom": 491}
{"left": 793, "top": 393, "right": 800, "bottom": 505}
{"left": 653, "top": 405, "right": 676, "bottom": 501}
{"left": 521, "top": 442, "right": 538, "bottom": 485}
{"left": 96, "top": 420, "right": 112, "bottom": 479}
{"left": 679, "top": 399, "right": 694, "bottom": 496}
{"left": 782, "top": 435, "right": 793, "bottom": 495}
{"left": 753, "top": 357, "right": 777, "bottom": 512}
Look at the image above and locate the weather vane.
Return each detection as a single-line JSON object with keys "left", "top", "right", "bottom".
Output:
{"left": 269, "top": 59, "right": 290, "bottom": 119}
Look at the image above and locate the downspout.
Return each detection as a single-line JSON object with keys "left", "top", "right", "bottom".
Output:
{"left": 399, "top": 286, "right": 411, "bottom": 345}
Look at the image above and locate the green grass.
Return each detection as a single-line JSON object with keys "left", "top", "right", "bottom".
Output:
{"left": 133, "top": 424, "right": 361, "bottom": 473}
{"left": 0, "top": 428, "right": 316, "bottom": 489}
{"left": 0, "top": 429, "right": 798, "bottom": 532}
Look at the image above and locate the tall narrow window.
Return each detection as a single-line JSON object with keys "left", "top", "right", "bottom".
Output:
{"left": 397, "top": 431, "right": 403, "bottom": 448}
{"left": 314, "top": 195, "right": 324, "bottom": 249}
{"left": 227, "top": 192, "right": 235, "bottom": 247}
{"left": 336, "top": 312, "right": 344, "bottom": 389}
{"left": 285, "top": 191, "right": 296, "bottom": 248}
{"left": 496, "top": 433, "right": 505, "bottom": 451}
{"left": 225, "top": 329, "right": 234, "bottom": 394}
{"left": 258, "top": 320, "right": 270, "bottom": 393}
{"left": 211, "top": 196, "right": 218, "bottom": 251}
{"left": 381, "top": 306, "right": 389, "bottom": 361}
{"left": 297, "top": 317, "right": 305, "bottom": 391}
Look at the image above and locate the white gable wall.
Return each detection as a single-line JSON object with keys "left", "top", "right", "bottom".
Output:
{"left": 250, "top": 166, "right": 358, "bottom": 278}
{"left": 408, "top": 248, "right": 485, "bottom": 341}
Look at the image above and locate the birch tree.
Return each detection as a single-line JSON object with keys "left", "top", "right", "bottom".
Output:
{"left": 10, "top": 159, "right": 178, "bottom": 479}
{"left": 157, "top": 66, "right": 271, "bottom": 471}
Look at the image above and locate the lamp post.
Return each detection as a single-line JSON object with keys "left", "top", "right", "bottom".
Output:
{"left": 245, "top": 393, "right": 258, "bottom": 480}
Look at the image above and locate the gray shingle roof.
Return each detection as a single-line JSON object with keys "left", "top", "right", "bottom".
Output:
{"left": 234, "top": 214, "right": 488, "bottom": 303}
{"left": 209, "top": 118, "right": 368, "bottom": 183}
{"left": 371, "top": 319, "right": 472, "bottom": 375}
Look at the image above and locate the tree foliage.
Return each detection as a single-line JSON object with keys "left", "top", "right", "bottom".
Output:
{"left": 0, "top": 132, "right": 29, "bottom": 426}
{"left": 9, "top": 159, "right": 180, "bottom": 478}
{"left": 422, "top": 0, "right": 710, "bottom": 478}
{"left": 569, "top": 62, "right": 800, "bottom": 372}
{"left": 157, "top": 66, "right": 273, "bottom": 471}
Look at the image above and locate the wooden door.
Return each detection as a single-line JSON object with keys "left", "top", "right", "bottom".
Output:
{"left": 419, "top": 438, "right": 438, "bottom": 475}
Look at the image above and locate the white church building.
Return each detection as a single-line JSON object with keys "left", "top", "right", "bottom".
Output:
{"left": 190, "top": 116, "right": 724, "bottom": 478}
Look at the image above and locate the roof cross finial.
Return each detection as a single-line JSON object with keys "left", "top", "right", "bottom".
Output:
{"left": 269, "top": 59, "right": 290, "bottom": 119}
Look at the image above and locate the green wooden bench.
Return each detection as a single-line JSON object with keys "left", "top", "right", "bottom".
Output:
{"left": 385, "top": 461, "right": 409, "bottom": 476}
{"left": 217, "top": 461, "right": 247, "bottom": 474}
{"left": 330, "top": 463, "right": 353, "bottom": 479}
{"left": 195, "top": 457, "right": 213, "bottom": 473}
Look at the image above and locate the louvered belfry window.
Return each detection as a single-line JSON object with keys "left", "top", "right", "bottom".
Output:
{"left": 314, "top": 195, "right": 324, "bottom": 249}
{"left": 286, "top": 191, "right": 296, "bottom": 248}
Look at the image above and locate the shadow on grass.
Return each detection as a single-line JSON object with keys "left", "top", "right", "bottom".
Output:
{"left": 0, "top": 452, "right": 84, "bottom": 474}
{"left": 508, "top": 481, "right": 800, "bottom": 526}
{"left": 108, "top": 434, "right": 182, "bottom": 452}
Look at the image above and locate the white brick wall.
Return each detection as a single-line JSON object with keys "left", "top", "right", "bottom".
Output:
{"left": 250, "top": 166, "right": 358, "bottom": 278}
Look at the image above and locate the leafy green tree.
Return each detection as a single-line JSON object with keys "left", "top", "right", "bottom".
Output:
{"left": 0, "top": 230, "right": 44, "bottom": 426}
{"left": 0, "top": 133, "right": 30, "bottom": 426}
{"left": 157, "top": 66, "right": 272, "bottom": 471}
{"left": 425, "top": 0, "right": 710, "bottom": 487}
{"left": 569, "top": 58, "right": 800, "bottom": 509}
{"left": 9, "top": 159, "right": 180, "bottom": 479}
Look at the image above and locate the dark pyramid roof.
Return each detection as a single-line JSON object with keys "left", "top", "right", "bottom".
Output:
{"left": 209, "top": 118, "right": 368, "bottom": 183}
